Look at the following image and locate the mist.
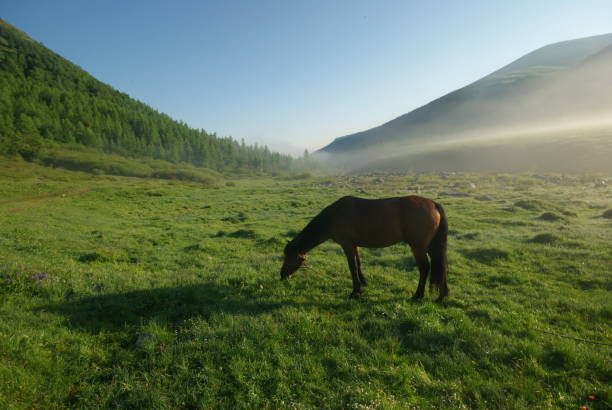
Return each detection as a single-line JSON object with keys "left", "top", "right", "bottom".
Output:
{"left": 316, "top": 38, "right": 612, "bottom": 174}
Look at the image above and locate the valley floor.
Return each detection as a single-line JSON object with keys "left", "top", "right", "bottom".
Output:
{"left": 0, "top": 161, "right": 611, "bottom": 408}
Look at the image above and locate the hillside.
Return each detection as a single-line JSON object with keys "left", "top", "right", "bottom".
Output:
{"left": 0, "top": 19, "right": 294, "bottom": 173}
{"left": 354, "top": 126, "right": 612, "bottom": 174}
{"left": 318, "top": 33, "right": 612, "bottom": 167}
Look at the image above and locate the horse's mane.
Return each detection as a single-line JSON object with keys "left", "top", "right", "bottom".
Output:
{"left": 286, "top": 205, "right": 333, "bottom": 255}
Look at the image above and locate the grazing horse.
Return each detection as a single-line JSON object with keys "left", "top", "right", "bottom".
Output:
{"left": 280, "top": 195, "right": 449, "bottom": 301}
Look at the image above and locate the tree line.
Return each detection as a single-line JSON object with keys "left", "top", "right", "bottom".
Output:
{"left": 0, "top": 19, "right": 304, "bottom": 172}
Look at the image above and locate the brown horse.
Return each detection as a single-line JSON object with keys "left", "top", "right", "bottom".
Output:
{"left": 280, "top": 195, "right": 449, "bottom": 301}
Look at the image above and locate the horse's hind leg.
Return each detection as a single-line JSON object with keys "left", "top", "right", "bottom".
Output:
{"left": 342, "top": 244, "right": 362, "bottom": 298}
{"left": 354, "top": 246, "right": 367, "bottom": 286}
{"left": 411, "top": 247, "right": 430, "bottom": 300}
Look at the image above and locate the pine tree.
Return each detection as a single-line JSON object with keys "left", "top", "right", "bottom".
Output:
{"left": 0, "top": 19, "right": 300, "bottom": 173}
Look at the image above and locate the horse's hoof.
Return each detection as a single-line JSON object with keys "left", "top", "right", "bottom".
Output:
{"left": 411, "top": 294, "right": 424, "bottom": 301}
{"left": 348, "top": 292, "right": 361, "bottom": 299}
{"left": 435, "top": 296, "right": 447, "bottom": 304}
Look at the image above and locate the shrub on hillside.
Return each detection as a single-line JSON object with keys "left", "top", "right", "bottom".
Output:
{"left": 37, "top": 147, "right": 220, "bottom": 185}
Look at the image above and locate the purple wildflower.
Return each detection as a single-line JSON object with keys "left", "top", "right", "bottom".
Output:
{"left": 30, "top": 272, "right": 48, "bottom": 281}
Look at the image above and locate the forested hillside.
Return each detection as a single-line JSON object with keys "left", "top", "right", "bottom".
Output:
{"left": 0, "top": 19, "right": 294, "bottom": 172}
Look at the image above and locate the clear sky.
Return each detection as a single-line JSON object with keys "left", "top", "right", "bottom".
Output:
{"left": 2, "top": 1, "right": 611, "bottom": 155}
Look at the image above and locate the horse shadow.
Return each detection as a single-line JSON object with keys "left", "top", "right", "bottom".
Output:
{"left": 41, "top": 277, "right": 451, "bottom": 337}
{"left": 41, "top": 282, "right": 285, "bottom": 334}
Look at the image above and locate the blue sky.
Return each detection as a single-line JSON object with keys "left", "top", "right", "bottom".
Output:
{"left": 3, "top": 0, "right": 612, "bottom": 154}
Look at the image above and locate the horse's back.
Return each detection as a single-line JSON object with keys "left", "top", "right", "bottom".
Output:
{"left": 332, "top": 195, "right": 437, "bottom": 217}
{"left": 327, "top": 195, "right": 440, "bottom": 248}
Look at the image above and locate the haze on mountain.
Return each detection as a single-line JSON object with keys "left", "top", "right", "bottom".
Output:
{"left": 317, "top": 33, "right": 612, "bottom": 173}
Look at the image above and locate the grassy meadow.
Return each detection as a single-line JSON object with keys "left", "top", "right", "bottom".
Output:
{"left": 0, "top": 159, "right": 611, "bottom": 409}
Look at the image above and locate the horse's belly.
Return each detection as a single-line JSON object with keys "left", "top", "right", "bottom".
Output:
{"left": 355, "top": 241, "right": 401, "bottom": 248}
{"left": 351, "top": 227, "right": 404, "bottom": 248}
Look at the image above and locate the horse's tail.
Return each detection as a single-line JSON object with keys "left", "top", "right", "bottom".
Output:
{"left": 428, "top": 201, "right": 449, "bottom": 300}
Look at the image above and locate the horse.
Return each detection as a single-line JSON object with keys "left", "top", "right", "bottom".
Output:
{"left": 280, "top": 195, "right": 449, "bottom": 301}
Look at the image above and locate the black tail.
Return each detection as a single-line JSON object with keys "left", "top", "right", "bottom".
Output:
{"left": 429, "top": 202, "right": 449, "bottom": 300}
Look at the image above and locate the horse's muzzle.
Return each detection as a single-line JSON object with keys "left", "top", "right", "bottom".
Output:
{"left": 280, "top": 268, "right": 293, "bottom": 280}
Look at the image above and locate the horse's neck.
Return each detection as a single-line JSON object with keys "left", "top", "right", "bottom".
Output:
{"left": 295, "top": 214, "right": 330, "bottom": 254}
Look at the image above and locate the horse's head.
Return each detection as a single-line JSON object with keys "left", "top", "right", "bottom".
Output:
{"left": 280, "top": 241, "right": 306, "bottom": 280}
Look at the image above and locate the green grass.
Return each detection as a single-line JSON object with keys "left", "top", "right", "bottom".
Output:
{"left": 35, "top": 145, "right": 224, "bottom": 185}
{"left": 1, "top": 161, "right": 611, "bottom": 409}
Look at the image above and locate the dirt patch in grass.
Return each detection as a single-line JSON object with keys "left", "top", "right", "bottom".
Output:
{"left": 514, "top": 199, "right": 547, "bottom": 211}
{"left": 184, "top": 243, "right": 206, "bottom": 252}
{"left": 78, "top": 249, "right": 121, "bottom": 263}
{"left": 542, "top": 344, "right": 580, "bottom": 371}
{"left": 527, "top": 233, "right": 559, "bottom": 244}
{"left": 461, "top": 247, "right": 511, "bottom": 265}
{"left": 455, "top": 232, "right": 480, "bottom": 240}
{"left": 228, "top": 229, "right": 259, "bottom": 239}
{"left": 259, "top": 237, "right": 284, "bottom": 246}
{"left": 209, "top": 229, "right": 260, "bottom": 239}
{"left": 478, "top": 274, "right": 523, "bottom": 288}
{"left": 537, "top": 212, "right": 564, "bottom": 222}
{"left": 283, "top": 229, "right": 300, "bottom": 238}
{"left": 221, "top": 212, "right": 247, "bottom": 223}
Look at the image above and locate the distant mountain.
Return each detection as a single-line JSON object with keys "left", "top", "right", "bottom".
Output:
{"left": 0, "top": 19, "right": 294, "bottom": 172}
{"left": 318, "top": 33, "right": 612, "bottom": 161}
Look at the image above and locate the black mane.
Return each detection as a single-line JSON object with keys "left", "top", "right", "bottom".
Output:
{"left": 286, "top": 205, "right": 333, "bottom": 255}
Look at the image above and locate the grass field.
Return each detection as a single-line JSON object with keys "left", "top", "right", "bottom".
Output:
{"left": 1, "top": 159, "right": 611, "bottom": 409}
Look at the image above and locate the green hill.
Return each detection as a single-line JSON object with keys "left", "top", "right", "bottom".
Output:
{"left": 0, "top": 19, "right": 294, "bottom": 174}
{"left": 318, "top": 33, "right": 612, "bottom": 171}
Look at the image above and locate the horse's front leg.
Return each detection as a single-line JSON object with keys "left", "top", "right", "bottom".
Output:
{"left": 342, "top": 244, "right": 362, "bottom": 298}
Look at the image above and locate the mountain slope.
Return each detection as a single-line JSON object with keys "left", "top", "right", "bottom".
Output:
{"left": 0, "top": 19, "right": 294, "bottom": 172}
{"left": 318, "top": 33, "right": 612, "bottom": 158}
